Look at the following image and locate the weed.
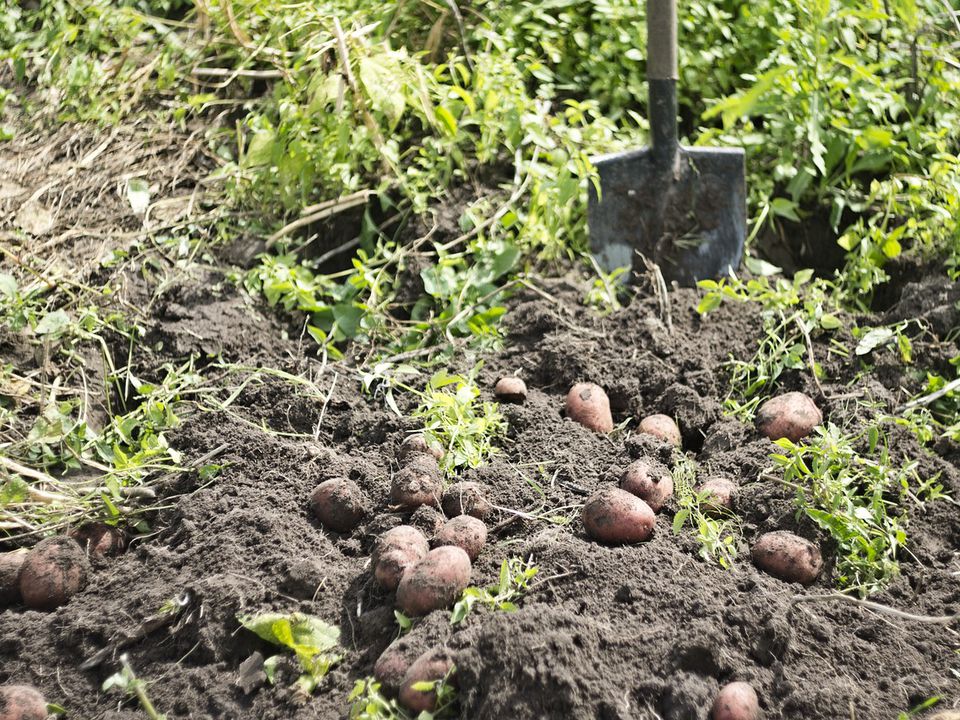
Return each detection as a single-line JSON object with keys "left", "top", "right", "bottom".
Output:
{"left": 450, "top": 557, "right": 539, "bottom": 625}
{"left": 671, "top": 454, "right": 740, "bottom": 569}
{"left": 102, "top": 654, "right": 167, "bottom": 720}
{"left": 348, "top": 674, "right": 457, "bottom": 720}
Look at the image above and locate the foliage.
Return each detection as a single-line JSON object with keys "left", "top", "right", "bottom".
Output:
{"left": 670, "top": 454, "right": 740, "bottom": 569}
{"left": 771, "top": 423, "right": 948, "bottom": 596}
{"left": 413, "top": 369, "right": 507, "bottom": 476}
{"left": 238, "top": 612, "right": 341, "bottom": 695}
{"left": 102, "top": 654, "right": 167, "bottom": 720}
{"left": 348, "top": 676, "right": 457, "bottom": 720}
{"left": 450, "top": 557, "right": 539, "bottom": 625}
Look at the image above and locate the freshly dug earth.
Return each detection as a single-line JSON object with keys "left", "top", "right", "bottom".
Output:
{"left": 2, "top": 129, "right": 959, "bottom": 720}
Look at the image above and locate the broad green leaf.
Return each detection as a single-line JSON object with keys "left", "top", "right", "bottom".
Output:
{"left": 358, "top": 54, "right": 406, "bottom": 127}
{"left": 855, "top": 327, "right": 894, "bottom": 355}
{"left": 0, "top": 272, "right": 16, "bottom": 297}
{"left": 34, "top": 310, "right": 71, "bottom": 336}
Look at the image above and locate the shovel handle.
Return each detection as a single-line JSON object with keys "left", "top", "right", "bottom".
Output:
{"left": 647, "top": 0, "right": 678, "bottom": 162}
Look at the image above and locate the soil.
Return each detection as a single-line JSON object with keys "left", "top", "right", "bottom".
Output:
{"left": 2, "top": 120, "right": 959, "bottom": 719}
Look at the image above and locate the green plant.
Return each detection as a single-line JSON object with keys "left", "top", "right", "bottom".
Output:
{"left": 102, "top": 654, "right": 167, "bottom": 720}
{"left": 450, "top": 557, "right": 539, "bottom": 625}
{"left": 671, "top": 454, "right": 740, "bottom": 569}
{"left": 238, "top": 612, "right": 341, "bottom": 696}
{"left": 413, "top": 368, "right": 507, "bottom": 476}
{"left": 348, "top": 675, "right": 457, "bottom": 720}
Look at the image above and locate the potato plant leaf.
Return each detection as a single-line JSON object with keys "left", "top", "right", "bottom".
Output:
{"left": 239, "top": 612, "right": 341, "bottom": 694}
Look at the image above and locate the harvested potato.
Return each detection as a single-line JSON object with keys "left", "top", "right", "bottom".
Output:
{"left": 433, "top": 516, "right": 487, "bottom": 561}
{"left": 18, "top": 536, "right": 89, "bottom": 611}
{"left": 396, "top": 546, "right": 471, "bottom": 616}
{"left": 390, "top": 455, "right": 443, "bottom": 510}
{"left": 440, "top": 482, "right": 492, "bottom": 521}
{"left": 493, "top": 377, "right": 527, "bottom": 404}
{"left": 711, "top": 681, "right": 760, "bottom": 720}
{"left": 310, "top": 478, "right": 369, "bottom": 533}
{"left": 637, "top": 414, "right": 682, "bottom": 447}
{"left": 698, "top": 477, "right": 738, "bottom": 513}
{"left": 373, "top": 639, "right": 420, "bottom": 697}
{"left": 565, "top": 383, "right": 613, "bottom": 433}
{"left": 582, "top": 488, "right": 655, "bottom": 544}
{"left": 397, "top": 434, "right": 444, "bottom": 464}
{"left": 0, "top": 550, "right": 27, "bottom": 606}
{"left": 0, "top": 684, "right": 48, "bottom": 720}
{"left": 620, "top": 459, "right": 673, "bottom": 512}
{"left": 755, "top": 392, "right": 822, "bottom": 442}
{"left": 69, "top": 523, "right": 125, "bottom": 558}
{"left": 751, "top": 531, "right": 822, "bottom": 585}
{"left": 372, "top": 526, "right": 430, "bottom": 591}
{"left": 398, "top": 646, "right": 456, "bottom": 713}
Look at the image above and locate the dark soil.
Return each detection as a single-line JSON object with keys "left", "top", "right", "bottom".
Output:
{"left": 2, "top": 124, "right": 959, "bottom": 719}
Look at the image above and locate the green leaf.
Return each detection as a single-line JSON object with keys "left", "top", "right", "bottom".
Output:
{"left": 435, "top": 105, "right": 458, "bottom": 136}
{"left": 358, "top": 54, "right": 406, "bottom": 127}
{"left": 855, "top": 327, "right": 895, "bottom": 355}
{"left": 244, "top": 129, "right": 276, "bottom": 167}
{"left": 771, "top": 197, "right": 801, "bottom": 222}
{"left": 820, "top": 314, "right": 842, "bottom": 330}
{"left": 332, "top": 303, "right": 365, "bottom": 339}
{"left": 696, "top": 294, "right": 722, "bottom": 315}
{"left": 0, "top": 272, "right": 17, "bottom": 298}
{"left": 126, "top": 178, "right": 151, "bottom": 216}
{"left": 0, "top": 477, "right": 29, "bottom": 504}
{"left": 34, "top": 310, "right": 71, "bottom": 336}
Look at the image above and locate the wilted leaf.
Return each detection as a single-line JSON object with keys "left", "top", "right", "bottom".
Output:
{"left": 126, "top": 179, "right": 151, "bottom": 216}
{"left": 34, "top": 310, "right": 71, "bottom": 336}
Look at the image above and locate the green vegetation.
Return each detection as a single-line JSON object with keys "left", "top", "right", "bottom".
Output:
{"left": 450, "top": 557, "right": 539, "bottom": 625}
{"left": 102, "top": 654, "right": 168, "bottom": 720}
{"left": 348, "top": 675, "right": 457, "bottom": 720}
{"left": 670, "top": 454, "right": 740, "bottom": 569}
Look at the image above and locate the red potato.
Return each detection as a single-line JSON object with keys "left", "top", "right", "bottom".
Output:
{"left": 397, "top": 434, "right": 444, "bottom": 464}
{"left": 0, "top": 550, "right": 27, "bottom": 605}
{"left": 637, "top": 414, "right": 682, "bottom": 447}
{"left": 69, "top": 523, "right": 125, "bottom": 558}
{"left": 493, "top": 377, "right": 527, "bottom": 404}
{"left": 582, "top": 488, "right": 655, "bottom": 544}
{"left": 372, "top": 526, "right": 430, "bottom": 591}
{"left": 433, "top": 516, "right": 487, "bottom": 561}
{"left": 698, "top": 477, "right": 738, "bottom": 513}
{"left": 751, "top": 531, "right": 822, "bottom": 585}
{"left": 374, "top": 639, "right": 421, "bottom": 697}
{"left": 18, "top": 536, "right": 89, "bottom": 611}
{"left": 440, "top": 482, "right": 492, "bottom": 521}
{"left": 395, "top": 546, "right": 471, "bottom": 616}
{"left": 620, "top": 459, "right": 673, "bottom": 512}
{"left": 310, "top": 478, "right": 369, "bottom": 533}
{"left": 755, "top": 392, "right": 822, "bottom": 442}
{"left": 565, "top": 383, "right": 613, "bottom": 433}
{"left": 0, "top": 685, "right": 48, "bottom": 720}
{"left": 711, "top": 681, "right": 760, "bottom": 720}
{"left": 390, "top": 456, "right": 443, "bottom": 510}
{"left": 398, "top": 647, "right": 456, "bottom": 713}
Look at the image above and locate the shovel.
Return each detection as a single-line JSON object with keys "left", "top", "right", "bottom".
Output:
{"left": 587, "top": 0, "right": 746, "bottom": 287}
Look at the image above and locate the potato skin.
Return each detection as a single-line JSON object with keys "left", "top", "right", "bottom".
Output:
{"left": 620, "top": 459, "right": 673, "bottom": 512}
{"left": 396, "top": 546, "right": 471, "bottom": 616}
{"left": 398, "top": 647, "right": 456, "bottom": 713}
{"left": 711, "top": 681, "right": 760, "bottom": 720}
{"left": 751, "top": 531, "right": 822, "bottom": 585}
{"left": 373, "top": 639, "right": 420, "bottom": 697}
{"left": 433, "top": 516, "right": 487, "bottom": 561}
{"left": 0, "top": 684, "right": 48, "bottom": 720}
{"left": 440, "top": 482, "right": 492, "bottom": 521}
{"left": 310, "top": 478, "right": 369, "bottom": 533}
{"left": 390, "top": 455, "right": 443, "bottom": 510}
{"left": 18, "top": 536, "right": 90, "bottom": 611}
{"left": 372, "top": 526, "right": 430, "bottom": 567}
{"left": 565, "top": 383, "right": 613, "bottom": 433}
{"left": 0, "top": 550, "right": 27, "bottom": 605}
{"left": 69, "top": 523, "right": 125, "bottom": 558}
{"left": 372, "top": 526, "right": 430, "bottom": 591}
{"left": 637, "top": 414, "right": 681, "bottom": 447}
{"left": 698, "top": 477, "right": 738, "bottom": 513}
{"left": 582, "top": 488, "right": 655, "bottom": 544}
{"left": 493, "top": 377, "right": 527, "bottom": 404}
{"left": 755, "top": 392, "right": 822, "bottom": 442}
{"left": 397, "top": 434, "right": 444, "bottom": 464}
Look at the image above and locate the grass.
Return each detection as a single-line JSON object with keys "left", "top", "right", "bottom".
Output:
{"left": 449, "top": 556, "right": 539, "bottom": 625}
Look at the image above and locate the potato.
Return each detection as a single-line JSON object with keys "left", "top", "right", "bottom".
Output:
{"left": 390, "top": 455, "right": 443, "bottom": 510}
{"left": 0, "top": 550, "right": 27, "bottom": 606}
{"left": 751, "top": 531, "right": 822, "bottom": 585}
{"left": 637, "top": 414, "right": 682, "bottom": 447}
{"left": 698, "top": 477, "right": 738, "bottom": 513}
{"left": 493, "top": 377, "right": 527, "bottom": 404}
{"left": 372, "top": 526, "right": 430, "bottom": 591}
{"left": 582, "top": 488, "right": 655, "bottom": 544}
{"left": 755, "top": 392, "right": 822, "bottom": 442}
{"left": 373, "top": 639, "right": 420, "bottom": 697}
{"left": 565, "top": 383, "right": 613, "bottom": 433}
{"left": 396, "top": 546, "right": 471, "bottom": 616}
{"left": 398, "top": 646, "right": 456, "bottom": 713}
{"left": 440, "top": 482, "right": 492, "bottom": 521}
{"left": 18, "top": 536, "right": 90, "bottom": 611}
{"left": 433, "top": 516, "right": 487, "bottom": 561}
{"left": 397, "top": 434, "right": 444, "bottom": 464}
{"left": 0, "top": 684, "right": 48, "bottom": 720}
{"left": 620, "top": 459, "right": 673, "bottom": 512}
{"left": 711, "top": 681, "right": 760, "bottom": 720}
{"left": 69, "top": 523, "right": 125, "bottom": 558}
{"left": 310, "top": 478, "right": 369, "bottom": 533}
